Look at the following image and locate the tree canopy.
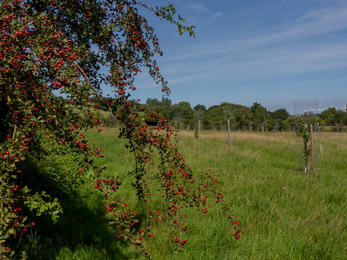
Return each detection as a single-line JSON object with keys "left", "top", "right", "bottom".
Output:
{"left": 169, "top": 101, "right": 194, "bottom": 122}
{"left": 318, "top": 107, "right": 347, "bottom": 125}
{"left": 193, "top": 104, "right": 206, "bottom": 111}
{"left": 269, "top": 108, "right": 290, "bottom": 121}
{"left": 0, "top": 0, "right": 242, "bottom": 258}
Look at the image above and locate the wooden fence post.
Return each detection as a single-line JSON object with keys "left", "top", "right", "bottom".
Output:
{"left": 304, "top": 123, "right": 308, "bottom": 173}
{"left": 311, "top": 124, "right": 314, "bottom": 169}
{"left": 228, "top": 120, "right": 231, "bottom": 149}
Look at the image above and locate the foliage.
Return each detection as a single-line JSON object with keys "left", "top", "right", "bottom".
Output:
{"left": 0, "top": 0, "right": 242, "bottom": 258}
{"left": 145, "top": 98, "right": 162, "bottom": 108}
{"left": 296, "top": 124, "right": 311, "bottom": 172}
{"left": 161, "top": 96, "right": 172, "bottom": 117}
{"left": 193, "top": 104, "right": 206, "bottom": 111}
{"left": 168, "top": 102, "right": 194, "bottom": 122}
{"left": 294, "top": 114, "right": 319, "bottom": 172}
{"left": 269, "top": 108, "right": 290, "bottom": 121}
{"left": 283, "top": 117, "right": 295, "bottom": 128}
{"left": 143, "top": 106, "right": 164, "bottom": 125}
{"left": 145, "top": 97, "right": 172, "bottom": 118}
{"left": 251, "top": 102, "right": 268, "bottom": 117}
{"left": 251, "top": 102, "right": 269, "bottom": 129}
{"left": 205, "top": 105, "right": 223, "bottom": 123}
{"left": 318, "top": 107, "right": 347, "bottom": 126}
{"left": 194, "top": 123, "right": 199, "bottom": 139}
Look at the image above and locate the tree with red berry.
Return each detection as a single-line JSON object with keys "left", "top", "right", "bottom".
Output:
{"left": 0, "top": 0, "right": 242, "bottom": 258}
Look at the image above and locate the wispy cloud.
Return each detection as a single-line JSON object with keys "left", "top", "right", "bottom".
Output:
{"left": 159, "top": 41, "right": 347, "bottom": 87}
{"left": 160, "top": 3, "right": 347, "bottom": 83}
{"left": 177, "top": 6, "right": 347, "bottom": 56}
{"left": 190, "top": 4, "right": 223, "bottom": 18}
{"left": 264, "top": 5, "right": 347, "bottom": 42}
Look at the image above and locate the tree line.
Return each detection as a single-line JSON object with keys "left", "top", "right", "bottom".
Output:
{"left": 56, "top": 96, "right": 347, "bottom": 131}
{"left": 141, "top": 98, "right": 347, "bottom": 131}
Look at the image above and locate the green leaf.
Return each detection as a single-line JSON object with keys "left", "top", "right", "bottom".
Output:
{"left": 51, "top": 210, "right": 60, "bottom": 215}
{"left": 8, "top": 228, "right": 15, "bottom": 235}
{"left": 177, "top": 27, "right": 185, "bottom": 35}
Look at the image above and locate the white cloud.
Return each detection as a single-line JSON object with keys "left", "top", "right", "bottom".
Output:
{"left": 190, "top": 4, "right": 223, "bottom": 18}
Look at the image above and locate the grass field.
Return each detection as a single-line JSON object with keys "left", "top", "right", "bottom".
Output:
{"left": 13, "top": 129, "right": 347, "bottom": 259}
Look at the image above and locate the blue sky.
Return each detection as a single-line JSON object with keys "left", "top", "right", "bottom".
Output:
{"left": 123, "top": 0, "right": 347, "bottom": 114}
{"left": 63, "top": 0, "right": 347, "bottom": 114}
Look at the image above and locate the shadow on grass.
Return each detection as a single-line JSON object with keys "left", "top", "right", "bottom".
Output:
{"left": 9, "top": 159, "right": 135, "bottom": 260}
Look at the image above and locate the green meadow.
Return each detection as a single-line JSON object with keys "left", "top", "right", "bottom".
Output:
{"left": 13, "top": 129, "right": 347, "bottom": 259}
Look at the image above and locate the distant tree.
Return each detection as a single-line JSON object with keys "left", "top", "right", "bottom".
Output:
{"left": 162, "top": 96, "right": 172, "bottom": 117}
{"left": 193, "top": 104, "right": 206, "bottom": 111}
{"left": 169, "top": 102, "right": 194, "bottom": 122}
{"left": 266, "top": 119, "right": 274, "bottom": 131}
{"left": 230, "top": 104, "right": 252, "bottom": 129}
{"left": 319, "top": 107, "right": 337, "bottom": 125}
{"left": 235, "top": 110, "right": 242, "bottom": 122}
{"left": 284, "top": 117, "right": 295, "bottom": 128}
{"left": 220, "top": 102, "right": 235, "bottom": 118}
{"left": 278, "top": 120, "right": 286, "bottom": 131}
{"left": 202, "top": 102, "right": 253, "bottom": 130}
{"left": 333, "top": 109, "right": 347, "bottom": 125}
{"left": 212, "top": 115, "right": 223, "bottom": 122}
{"left": 270, "top": 108, "right": 290, "bottom": 121}
{"left": 251, "top": 102, "right": 268, "bottom": 117}
{"left": 240, "top": 106, "right": 253, "bottom": 121}
{"left": 220, "top": 102, "right": 234, "bottom": 108}
{"left": 251, "top": 102, "right": 269, "bottom": 128}
{"left": 146, "top": 98, "right": 162, "bottom": 108}
{"left": 162, "top": 96, "right": 171, "bottom": 107}
{"left": 251, "top": 102, "right": 261, "bottom": 115}
{"left": 205, "top": 105, "right": 223, "bottom": 122}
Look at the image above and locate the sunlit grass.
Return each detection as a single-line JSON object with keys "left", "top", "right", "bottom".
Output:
{"left": 14, "top": 129, "right": 347, "bottom": 259}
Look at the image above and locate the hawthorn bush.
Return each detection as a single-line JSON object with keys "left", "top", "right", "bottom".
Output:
{"left": 0, "top": 0, "right": 243, "bottom": 258}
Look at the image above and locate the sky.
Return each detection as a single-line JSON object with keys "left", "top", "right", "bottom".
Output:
{"left": 75, "top": 0, "right": 347, "bottom": 114}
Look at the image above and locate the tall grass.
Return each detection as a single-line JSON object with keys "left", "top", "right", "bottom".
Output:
{"left": 13, "top": 129, "right": 347, "bottom": 259}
